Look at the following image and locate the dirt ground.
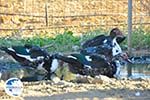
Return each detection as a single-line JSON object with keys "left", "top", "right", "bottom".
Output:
{"left": 0, "top": 78, "right": 150, "bottom": 100}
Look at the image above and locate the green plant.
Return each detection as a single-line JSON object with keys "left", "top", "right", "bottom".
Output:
{"left": 0, "top": 28, "right": 149, "bottom": 53}
{"left": 131, "top": 28, "right": 150, "bottom": 49}
{"left": 49, "top": 30, "right": 80, "bottom": 52}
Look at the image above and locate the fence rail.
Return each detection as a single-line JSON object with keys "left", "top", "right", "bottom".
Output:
{"left": 0, "top": 22, "right": 149, "bottom": 31}
{"left": 0, "top": 12, "right": 45, "bottom": 18}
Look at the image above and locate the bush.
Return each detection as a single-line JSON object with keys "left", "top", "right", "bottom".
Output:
{"left": 131, "top": 28, "right": 150, "bottom": 49}
{"left": 0, "top": 28, "right": 149, "bottom": 52}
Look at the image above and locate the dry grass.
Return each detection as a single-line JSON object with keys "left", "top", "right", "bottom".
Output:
{"left": 0, "top": 0, "right": 149, "bottom": 37}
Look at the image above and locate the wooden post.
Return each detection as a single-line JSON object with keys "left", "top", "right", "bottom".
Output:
{"left": 127, "top": 0, "right": 132, "bottom": 77}
{"left": 140, "top": 0, "right": 143, "bottom": 28}
{"left": 45, "top": 3, "right": 48, "bottom": 26}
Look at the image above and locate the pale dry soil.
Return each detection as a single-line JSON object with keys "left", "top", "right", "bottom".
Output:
{"left": 0, "top": 78, "right": 150, "bottom": 100}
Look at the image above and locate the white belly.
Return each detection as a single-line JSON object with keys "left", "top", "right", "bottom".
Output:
{"left": 112, "top": 38, "right": 122, "bottom": 56}
{"left": 50, "top": 59, "right": 59, "bottom": 73}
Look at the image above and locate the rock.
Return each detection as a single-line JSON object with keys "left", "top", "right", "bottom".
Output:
{"left": 72, "top": 45, "right": 79, "bottom": 51}
{"left": 135, "top": 91, "right": 141, "bottom": 96}
{"left": 91, "top": 76, "right": 103, "bottom": 84}
{"left": 50, "top": 74, "right": 61, "bottom": 83}
{"left": 73, "top": 75, "right": 92, "bottom": 83}
{"left": 0, "top": 67, "right": 25, "bottom": 80}
{"left": 98, "top": 75, "right": 114, "bottom": 83}
{"left": 0, "top": 62, "right": 46, "bottom": 81}
{"left": 55, "top": 65, "right": 77, "bottom": 81}
{"left": 55, "top": 80, "right": 75, "bottom": 87}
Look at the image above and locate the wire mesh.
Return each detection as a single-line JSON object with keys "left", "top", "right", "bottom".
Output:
{"left": 0, "top": 0, "right": 149, "bottom": 39}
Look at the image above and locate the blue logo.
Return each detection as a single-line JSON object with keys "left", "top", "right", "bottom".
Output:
{"left": 4, "top": 78, "right": 23, "bottom": 97}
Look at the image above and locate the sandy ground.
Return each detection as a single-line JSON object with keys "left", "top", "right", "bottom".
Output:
{"left": 0, "top": 78, "right": 150, "bottom": 100}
